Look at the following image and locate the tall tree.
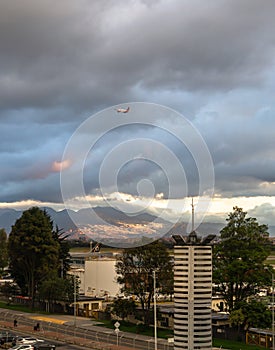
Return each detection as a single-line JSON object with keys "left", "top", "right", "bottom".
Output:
{"left": 115, "top": 240, "right": 173, "bottom": 325}
{"left": 0, "top": 228, "right": 8, "bottom": 274}
{"left": 39, "top": 274, "right": 76, "bottom": 312}
{"left": 52, "top": 225, "right": 71, "bottom": 278}
{"left": 8, "top": 207, "right": 60, "bottom": 308}
{"left": 111, "top": 298, "right": 136, "bottom": 321}
{"left": 229, "top": 299, "right": 272, "bottom": 334}
{"left": 213, "top": 206, "right": 271, "bottom": 312}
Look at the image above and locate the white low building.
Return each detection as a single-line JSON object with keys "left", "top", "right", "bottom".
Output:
{"left": 69, "top": 251, "right": 120, "bottom": 299}
{"left": 84, "top": 258, "right": 120, "bottom": 298}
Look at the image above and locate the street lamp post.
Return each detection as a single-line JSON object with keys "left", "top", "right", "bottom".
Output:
{"left": 153, "top": 270, "right": 157, "bottom": 350}
{"left": 264, "top": 268, "right": 275, "bottom": 349}
{"left": 74, "top": 274, "right": 77, "bottom": 327}
{"left": 272, "top": 272, "right": 274, "bottom": 350}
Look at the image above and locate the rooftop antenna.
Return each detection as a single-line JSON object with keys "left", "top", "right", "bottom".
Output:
{"left": 191, "top": 198, "right": 195, "bottom": 232}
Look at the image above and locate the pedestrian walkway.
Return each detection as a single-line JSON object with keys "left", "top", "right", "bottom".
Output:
{"left": 0, "top": 312, "right": 154, "bottom": 350}
{"left": 0, "top": 320, "right": 131, "bottom": 350}
{"left": 0, "top": 308, "right": 226, "bottom": 349}
{"left": 30, "top": 315, "right": 66, "bottom": 325}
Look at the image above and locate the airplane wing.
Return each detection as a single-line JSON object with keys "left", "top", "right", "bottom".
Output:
{"left": 115, "top": 107, "right": 130, "bottom": 113}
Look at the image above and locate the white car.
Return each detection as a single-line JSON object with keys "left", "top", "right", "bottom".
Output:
{"left": 15, "top": 337, "right": 44, "bottom": 345}
{"left": 8, "top": 345, "right": 35, "bottom": 350}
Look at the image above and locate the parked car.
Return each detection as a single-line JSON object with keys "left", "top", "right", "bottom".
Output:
{"left": 0, "top": 332, "right": 16, "bottom": 345}
{"left": 8, "top": 344, "right": 55, "bottom": 350}
{"left": 33, "top": 344, "right": 55, "bottom": 350}
{"left": 15, "top": 337, "right": 44, "bottom": 345}
{"left": 8, "top": 345, "right": 35, "bottom": 350}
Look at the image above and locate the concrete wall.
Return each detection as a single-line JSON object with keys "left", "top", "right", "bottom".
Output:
{"left": 84, "top": 259, "right": 120, "bottom": 298}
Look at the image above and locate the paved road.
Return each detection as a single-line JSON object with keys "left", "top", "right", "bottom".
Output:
{"left": 0, "top": 309, "right": 174, "bottom": 350}
{"left": 0, "top": 308, "right": 225, "bottom": 349}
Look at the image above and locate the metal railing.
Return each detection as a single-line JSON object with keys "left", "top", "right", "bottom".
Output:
{"left": 0, "top": 310, "right": 174, "bottom": 350}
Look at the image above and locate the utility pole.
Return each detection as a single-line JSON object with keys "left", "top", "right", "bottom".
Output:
{"left": 272, "top": 272, "right": 274, "bottom": 350}
{"left": 191, "top": 197, "right": 194, "bottom": 232}
{"left": 74, "top": 274, "right": 77, "bottom": 327}
{"left": 153, "top": 270, "right": 157, "bottom": 350}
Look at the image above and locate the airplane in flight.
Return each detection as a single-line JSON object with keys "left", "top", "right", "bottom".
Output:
{"left": 115, "top": 106, "right": 130, "bottom": 113}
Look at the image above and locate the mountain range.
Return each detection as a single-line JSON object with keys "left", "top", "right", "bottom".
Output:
{"left": 1, "top": 207, "right": 275, "bottom": 241}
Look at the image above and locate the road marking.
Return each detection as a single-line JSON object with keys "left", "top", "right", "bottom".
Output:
{"left": 30, "top": 316, "right": 65, "bottom": 324}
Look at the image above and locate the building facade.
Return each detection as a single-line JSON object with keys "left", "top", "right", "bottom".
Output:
{"left": 84, "top": 258, "right": 120, "bottom": 298}
{"left": 69, "top": 249, "right": 120, "bottom": 298}
{"left": 173, "top": 233, "right": 214, "bottom": 350}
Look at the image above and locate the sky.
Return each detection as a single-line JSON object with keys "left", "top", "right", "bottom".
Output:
{"left": 1, "top": 0, "right": 275, "bottom": 228}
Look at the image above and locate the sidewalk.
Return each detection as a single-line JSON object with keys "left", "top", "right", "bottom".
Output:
{"left": 0, "top": 311, "right": 171, "bottom": 350}
{"left": 0, "top": 316, "right": 132, "bottom": 350}
{"left": 0, "top": 309, "right": 226, "bottom": 349}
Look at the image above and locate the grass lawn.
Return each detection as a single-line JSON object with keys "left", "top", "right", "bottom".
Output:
{"left": 0, "top": 300, "right": 46, "bottom": 313}
{"left": 213, "top": 338, "right": 262, "bottom": 349}
{"left": 97, "top": 320, "right": 264, "bottom": 349}
{"left": 96, "top": 319, "right": 173, "bottom": 338}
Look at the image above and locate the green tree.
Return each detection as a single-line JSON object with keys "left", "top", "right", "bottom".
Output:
{"left": 8, "top": 207, "right": 60, "bottom": 308}
{"left": 52, "top": 225, "right": 71, "bottom": 278}
{"left": 242, "top": 299, "right": 272, "bottom": 329}
{"left": 213, "top": 206, "right": 271, "bottom": 312}
{"left": 0, "top": 281, "right": 20, "bottom": 302}
{"left": 229, "top": 308, "right": 245, "bottom": 335}
{"left": 115, "top": 240, "right": 173, "bottom": 325}
{"left": 111, "top": 298, "right": 136, "bottom": 321}
{"left": 39, "top": 274, "right": 77, "bottom": 312}
{"left": 230, "top": 300, "right": 271, "bottom": 331}
{"left": 0, "top": 228, "right": 8, "bottom": 274}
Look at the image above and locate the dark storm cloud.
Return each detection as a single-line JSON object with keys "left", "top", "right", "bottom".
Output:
{"left": 1, "top": 0, "right": 275, "bottom": 112}
{"left": 1, "top": 0, "right": 275, "bottom": 206}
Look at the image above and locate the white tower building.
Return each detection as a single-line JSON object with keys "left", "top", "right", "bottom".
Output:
{"left": 173, "top": 234, "right": 214, "bottom": 349}
{"left": 172, "top": 200, "right": 215, "bottom": 350}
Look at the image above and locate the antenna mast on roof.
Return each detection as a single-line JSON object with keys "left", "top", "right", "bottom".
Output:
{"left": 191, "top": 198, "right": 195, "bottom": 232}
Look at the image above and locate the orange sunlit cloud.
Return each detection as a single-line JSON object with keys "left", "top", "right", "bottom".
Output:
{"left": 51, "top": 159, "right": 72, "bottom": 172}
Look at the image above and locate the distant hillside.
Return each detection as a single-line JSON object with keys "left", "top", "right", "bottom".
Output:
{"left": 92, "top": 206, "right": 165, "bottom": 225}
{"left": 0, "top": 209, "right": 22, "bottom": 233}
{"left": 164, "top": 221, "right": 225, "bottom": 237}
{"left": 0, "top": 206, "right": 167, "bottom": 234}
{"left": 43, "top": 207, "right": 77, "bottom": 231}
{"left": 1, "top": 206, "right": 275, "bottom": 238}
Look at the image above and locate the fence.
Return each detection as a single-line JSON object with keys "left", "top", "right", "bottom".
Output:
{"left": 0, "top": 310, "right": 174, "bottom": 350}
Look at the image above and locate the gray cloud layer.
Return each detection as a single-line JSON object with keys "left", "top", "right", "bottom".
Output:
{"left": 1, "top": 0, "right": 275, "bottom": 211}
